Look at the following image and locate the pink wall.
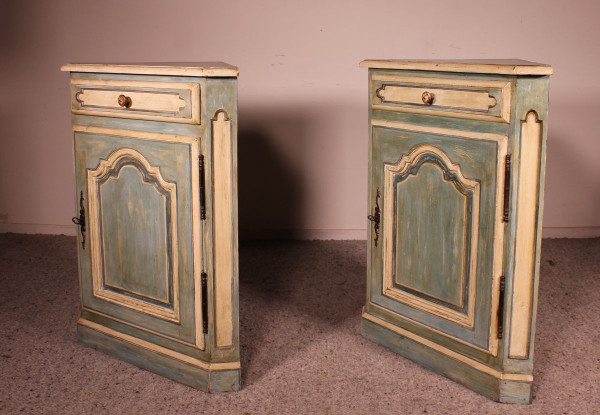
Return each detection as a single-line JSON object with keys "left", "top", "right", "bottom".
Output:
{"left": 1, "top": 0, "right": 599, "bottom": 238}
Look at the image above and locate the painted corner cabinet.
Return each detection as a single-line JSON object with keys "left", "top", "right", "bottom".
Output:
{"left": 360, "top": 59, "right": 552, "bottom": 403}
{"left": 61, "top": 63, "right": 240, "bottom": 393}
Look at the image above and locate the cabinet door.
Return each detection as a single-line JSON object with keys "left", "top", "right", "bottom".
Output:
{"left": 365, "top": 120, "right": 508, "bottom": 359}
{"left": 74, "top": 127, "right": 206, "bottom": 352}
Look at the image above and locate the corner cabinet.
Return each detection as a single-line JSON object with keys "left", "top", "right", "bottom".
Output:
{"left": 61, "top": 63, "right": 240, "bottom": 393}
{"left": 360, "top": 59, "right": 552, "bottom": 403}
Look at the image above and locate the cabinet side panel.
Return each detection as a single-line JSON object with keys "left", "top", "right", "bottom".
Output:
{"left": 504, "top": 75, "right": 549, "bottom": 372}
{"left": 203, "top": 77, "right": 239, "bottom": 360}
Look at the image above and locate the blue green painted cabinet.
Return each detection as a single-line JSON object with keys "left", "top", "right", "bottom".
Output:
{"left": 61, "top": 63, "right": 240, "bottom": 393}
{"left": 360, "top": 59, "right": 553, "bottom": 403}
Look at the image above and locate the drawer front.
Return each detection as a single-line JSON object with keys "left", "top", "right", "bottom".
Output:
{"left": 371, "top": 74, "right": 512, "bottom": 123}
{"left": 71, "top": 79, "right": 200, "bottom": 124}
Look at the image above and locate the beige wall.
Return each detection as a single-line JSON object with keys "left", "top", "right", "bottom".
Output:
{"left": 1, "top": 0, "right": 599, "bottom": 239}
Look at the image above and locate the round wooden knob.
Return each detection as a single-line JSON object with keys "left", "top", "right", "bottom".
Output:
{"left": 118, "top": 95, "right": 132, "bottom": 108}
{"left": 421, "top": 91, "right": 435, "bottom": 105}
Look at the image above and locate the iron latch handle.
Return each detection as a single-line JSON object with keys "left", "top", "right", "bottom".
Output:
{"left": 72, "top": 191, "right": 86, "bottom": 249}
{"left": 368, "top": 189, "right": 381, "bottom": 247}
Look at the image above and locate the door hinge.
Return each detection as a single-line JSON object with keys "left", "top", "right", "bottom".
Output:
{"left": 497, "top": 275, "right": 506, "bottom": 339}
{"left": 503, "top": 155, "right": 511, "bottom": 222}
{"left": 201, "top": 272, "right": 208, "bottom": 334}
{"left": 199, "top": 155, "right": 207, "bottom": 220}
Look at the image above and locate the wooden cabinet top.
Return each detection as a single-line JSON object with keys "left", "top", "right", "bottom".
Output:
{"left": 359, "top": 59, "right": 553, "bottom": 75}
{"left": 61, "top": 62, "right": 239, "bottom": 77}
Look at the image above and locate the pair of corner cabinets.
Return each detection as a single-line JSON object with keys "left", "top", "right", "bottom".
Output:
{"left": 61, "top": 60, "right": 552, "bottom": 403}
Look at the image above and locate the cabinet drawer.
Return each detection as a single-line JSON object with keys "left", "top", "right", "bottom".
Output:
{"left": 71, "top": 79, "right": 200, "bottom": 124}
{"left": 371, "top": 74, "right": 512, "bottom": 123}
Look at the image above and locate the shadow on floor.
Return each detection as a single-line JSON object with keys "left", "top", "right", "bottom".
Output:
{"left": 238, "top": 240, "right": 366, "bottom": 385}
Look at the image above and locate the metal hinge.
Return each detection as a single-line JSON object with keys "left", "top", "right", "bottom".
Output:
{"left": 201, "top": 272, "right": 208, "bottom": 334}
{"left": 503, "top": 155, "right": 511, "bottom": 222}
{"left": 497, "top": 275, "right": 506, "bottom": 339}
{"left": 199, "top": 155, "right": 207, "bottom": 220}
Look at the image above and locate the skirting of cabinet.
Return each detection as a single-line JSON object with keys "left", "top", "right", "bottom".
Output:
{"left": 361, "top": 312, "right": 532, "bottom": 404}
{"left": 78, "top": 319, "right": 240, "bottom": 393}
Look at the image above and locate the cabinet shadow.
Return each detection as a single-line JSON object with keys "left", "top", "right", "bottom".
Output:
{"left": 237, "top": 107, "right": 306, "bottom": 241}
{"left": 238, "top": 240, "right": 366, "bottom": 387}
{"left": 236, "top": 106, "right": 366, "bottom": 386}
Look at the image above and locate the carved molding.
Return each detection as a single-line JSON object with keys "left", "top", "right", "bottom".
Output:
{"left": 382, "top": 144, "right": 480, "bottom": 328}
{"left": 71, "top": 79, "right": 200, "bottom": 124}
{"left": 509, "top": 110, "right": 543, "bottom": 360}
{"left": 212, "top": 109, "right": 235, "bottom": 349}
{"left": 75, "top": 88, "right": 187, "bottom": 114}
{"left": 376, "top": 84, "right": 497, "bottom": 111}
{"left": 371, "top": 75, "right": 511, "bottom": 123}
{"left": 371, "top": 120, "right": 508, "bottom": 356}
{"left": 87, "top": 147, "right": 180, "bottom": 323}
{"left": 76, "top": 125, "right": 206, "bottom": 350}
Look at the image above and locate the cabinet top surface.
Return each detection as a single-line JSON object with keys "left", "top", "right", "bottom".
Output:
{"left": 61, "top": 62, "right": 239, "bottom": 77}
{"left": 359, "top": 59, "right": 553, "bottom": 75}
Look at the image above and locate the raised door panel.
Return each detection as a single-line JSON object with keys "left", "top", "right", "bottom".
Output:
{"left": 367, "top": 121, "right": 507, "bottom": 356}
{"left": 74, "top": 127, "right": 205, "bottom": 351}
{"left": 100, "top": 164, "right": 172, "bottom": 306}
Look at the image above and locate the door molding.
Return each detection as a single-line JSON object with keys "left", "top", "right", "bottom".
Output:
{"left": 87, "top": 147, "right": 180, "bottom": 322}
{"left": 382, "top": 144, "right": 480, "bottom": 327}
{"left": 371, "top": 120, "right": 508, "bottom": 356}
{"left": 74, "top": 125, "right": 206, "bottom": 350}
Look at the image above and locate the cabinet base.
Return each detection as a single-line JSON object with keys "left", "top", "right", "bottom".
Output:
{"left": 77, "top": 320, "right": 241, "bottom": 393}
{"left": 361, "top": 311, "right": 532, "bottom": 404}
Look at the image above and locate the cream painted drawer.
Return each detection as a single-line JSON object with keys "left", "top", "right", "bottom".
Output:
{"left": 371, "top": 74, "right": 512, "bottom": 123}
{"left": 71, "top": 79, "right": 200, "bottom": 124}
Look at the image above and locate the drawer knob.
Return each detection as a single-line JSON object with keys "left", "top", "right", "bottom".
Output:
{"left": 118, "top": 95, "right": 132, "bottom": 108}
{"left": 421, "top": 91, "right": 435, "bottom": 105}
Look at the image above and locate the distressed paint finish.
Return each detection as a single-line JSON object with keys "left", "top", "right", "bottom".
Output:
{"left": 100, "top": 165, "right": 172, "bottom": 304}
{"left": 70, "top": 78, "right": 200, "bottom": 124}
{"left": 362, "top": 315, "right": 533, "bottom": 403}
{"left": 86, "top": 146, "right": 180, "bottom": 324}
{"left": 64, "top": 63, "right": 240, "bottom": 392}
{"left": 203, "top": 77, "right": 240, "bottom": 362}
{"left": 509, "top": 111, "right": 543, "bottom": 359}
{"left": 503, "top": 75, "right": 550, "bottom": 375}
{"left": 361, "top": 59, "right": 551, "bottom": 403}
{"left": 385, "top": 143, "right": 481, "bottom": 327}
{"left": 77, "top": 321, "right": 240, "bottom": 393}
{"left": 75, "top": 130, "right": 196, "bottom": 341}
{"left": 212, "top": 110, "right": 234, "bottom": 349}
{"left": 372, "top": 74, "right": 511, "bottom": 123}
{"left": 371, "top": 123, "right": 502, "bottom": 352}
{"left": 394, "top": 163, "right": 468, "bottom": 306}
